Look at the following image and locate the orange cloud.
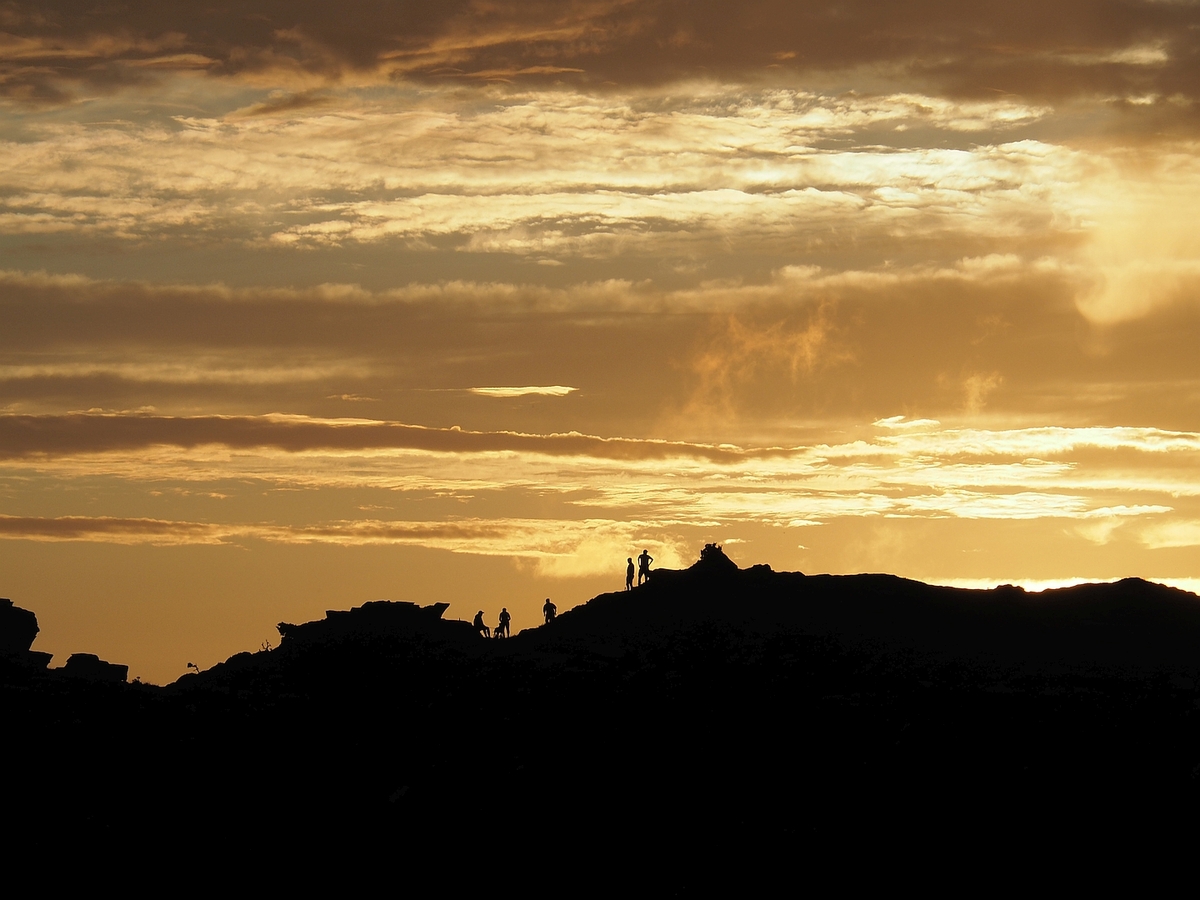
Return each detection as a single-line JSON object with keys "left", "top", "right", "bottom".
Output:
{"left": 0, "top": 513, "right": 692, "bottom": 577}
{"left": 2, "top": 1, "right": 1199, "bottom": 113}
{"left": 0, "top": 413, "right": 760, "bottom": 463}
{"left": 468, "top": 386, "right": 577, "bottom": 397}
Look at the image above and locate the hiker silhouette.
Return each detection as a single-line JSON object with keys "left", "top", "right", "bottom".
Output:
{"left": 473, "top": 610, "right": 491, "bottom": 639}
{"left": 543, "top": 597, "right": 557, "bottom": 623}
{"left": 626, "top": 558, "right": 635, "bottom": 591}
{"left": 497, "top": 607, "right": 511, "bottom": 638}
{"left": 637, "top": 549, "right": 653, "bottom": 585}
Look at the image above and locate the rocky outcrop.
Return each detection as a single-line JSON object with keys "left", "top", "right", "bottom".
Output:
{"left": 0, "top": 599, "right": 135, "bottom": 680}
{"left": 697, "top": 542, "right": 741, "bottom": 573}
{"left": 0, "top": 598, "right": 39, "bottom": 653}
{"left": 61, "top": 652, "right": 128, "bottom": 683}
{"left": 276, "top": 599, "right": 476, "bottom": 647}
{"left": 0, "top": 598, "right": 51, "bottom": 671}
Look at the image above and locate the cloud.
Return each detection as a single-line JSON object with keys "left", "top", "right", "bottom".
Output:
{"left": 2, "top": 414, "right": 1197, "bottom": 527}
{"left": 3, "top": 253, "right": 1199, "bottom": 439}
{"left": 1076, "top": 153, "right": 1200, "bottom": 323}
{"left": 963, "top": 372, "right": 1003, "bottom": 414}
{"left": 0, "top": 412, "right": 759, "bottom": 462}
{"left": 0, "top": 512, "right": 695, "bottom": 577}
{"left": 680, "top": 305, "right": 849, "bottom": 423}
{"left": 1076, "top": 515, "right": 1127, "bottom": 545}
{"left": 228, "top": 90, "right": 333, "bottom": 118}
{"left": 0, "top": 93, "right": 1079, "bottom": 258}
{"left": 930, "top": 576, "right": 1199, "bottom": 593}
{"left": 1141, "top": 519, "right": 1200, "bottom": 548}
{"left": 9, "top": 412, "right": 1196, "bottom": 479}
{"left": 7, "top": 2, "right": 1200, "bottom": 679}
{"left": 468, "top": 386, "right": 577, "bottom": 397}
{"left": 3, "top": 2, "right": 1200, "bottom": 111}
{"left": 0, "top": 359, "right": 369, "bottom": 385}
{"left": 0, "top": 513, "right": 230, "bottom": 545}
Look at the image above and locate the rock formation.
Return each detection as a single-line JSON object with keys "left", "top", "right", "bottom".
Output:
{"left": 0, "top": 597, "right": 39, "bottom": 653}
{"left": 276, "top": 599, "right": 475, "bottom": 647}
{"left": 0, "top": 597, "right": 51, "bottom": 670}
{"left": 60, "top": 652, "right": 129, "bottom": 683}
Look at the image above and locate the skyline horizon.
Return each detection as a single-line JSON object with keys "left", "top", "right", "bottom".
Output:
{"left": 3, "top": 1, "right": 1200, "bottom": 682}
{"left": 10, "top": 542, "right": 1200, "bottom": 685}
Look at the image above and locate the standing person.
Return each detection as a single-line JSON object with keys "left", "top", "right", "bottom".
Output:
{"left": 497, "top": 607, "right": 511, "bottom": 638}
{"left": 543, "top": 597, "right": 557, "bottom": 623}
{"left": 637, "top": 549, "right": 653, "bottom": 586}
{"left": 626, "top": 557, "right": 635, "bottom": 591}
{"left": 473, "top": 610, "right": 490, "bottom": 638}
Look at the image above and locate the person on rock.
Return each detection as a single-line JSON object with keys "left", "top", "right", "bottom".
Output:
{"left": 626, "top": 557, "right": 635, "bottom": 591}
{"left": 637, "top": 549, "right": 654, "bottom": 586}
{"left": 543, "top": 597, "right": 557, "bottom": 623}
{"left": 497, "top": 607, "right": 511, "bottom": 638}
{"left": 473, "top": 610, "right": 490, "bottom": 639}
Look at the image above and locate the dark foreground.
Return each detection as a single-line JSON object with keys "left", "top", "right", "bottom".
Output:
{"left": 6, "top": 549, "right": 1200, "bottom": 873}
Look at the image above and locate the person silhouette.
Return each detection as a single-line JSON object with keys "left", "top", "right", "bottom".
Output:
{"left": 543, "top": 597, "right": 557, "bottom": 623}
{"left": 473, "top": 610, "right": 490, "bottom": 639}
{"left": 626, "top": 558, "right": 635, "bottom": 591}
{"left": 497, "top": 607, "right": 511, "bottom": 638}
{"left": 637, "top": 549, "right": 653, "bottom": 585}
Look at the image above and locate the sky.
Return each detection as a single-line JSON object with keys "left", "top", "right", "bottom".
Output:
{"left": 3, "top": 1, "right": 1200, "bottom": 682}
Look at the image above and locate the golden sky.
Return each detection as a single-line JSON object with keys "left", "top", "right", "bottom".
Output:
{"left": 3, "top": 1, "right": 1200, "bottom": 682}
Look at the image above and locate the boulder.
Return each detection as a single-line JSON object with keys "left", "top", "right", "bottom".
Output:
{"left": 0, "top": 598, "right": 39, "bottom": 653}
{"left": 696, "top": 543, "right": 739, "bottom": 573}
{"left": 61, "top": 653, "right": 128, "bottom": 683}
{"left": 277, "top": 599, "right": 474, "bottom": 647}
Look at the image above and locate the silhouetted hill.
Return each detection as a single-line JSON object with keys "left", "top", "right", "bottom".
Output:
{"left": 6, "top": 547, "right": 1200, "bottom": 869}
{"left": 172, "top": 548, "right": 1200, "bottom": 692}
{"left": 539, "top": 561, "right": 1200, "bottom": 671}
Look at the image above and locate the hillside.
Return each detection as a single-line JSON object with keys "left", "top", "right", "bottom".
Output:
{"left": 6, "top": 546, "right": 1200, "bottom": 867}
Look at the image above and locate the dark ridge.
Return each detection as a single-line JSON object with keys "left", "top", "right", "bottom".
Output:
{"left": 537, "top": 561, "right": 1200, "bottom": 672}
{"left": 6, "top": 547, "right": 1200, "bottom": 869}
{"left": 60, "top": 652, "right": 129, "bottom": 683}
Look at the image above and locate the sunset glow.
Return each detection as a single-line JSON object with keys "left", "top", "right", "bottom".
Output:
{"left": 3, "top": 1, "right": 1200, "bottom": 681}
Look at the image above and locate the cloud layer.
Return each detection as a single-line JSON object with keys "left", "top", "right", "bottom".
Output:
{"left": 4, "top": 1, "right": 1200, "bottom": 110}
{"left": 3, "top": 3, "right": 1200, "bottom": 683}
{"left": 1, "top": 413, "right": 1196, "bottom": 564}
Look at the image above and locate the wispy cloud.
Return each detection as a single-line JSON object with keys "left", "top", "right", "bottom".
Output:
{"left": 1141, "top": 520, "right": 1200, "bottom": 549}
{"left": 0, "top": 88, "right": 1080, "bottom": 260}
{"left": 468, "top": 385, "right": 576, "bottom": 398}
{"left": 0, "top": 413, "right": 761, "bottom": 462}
{"left": 3, "top": 2, "right": 1199, "bottom": 110}
{"left": 1, "top": 414, "right": 1196, "bottom": 536}
{"left": 0, "top": 513, "right": 691, "bottom": 577}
